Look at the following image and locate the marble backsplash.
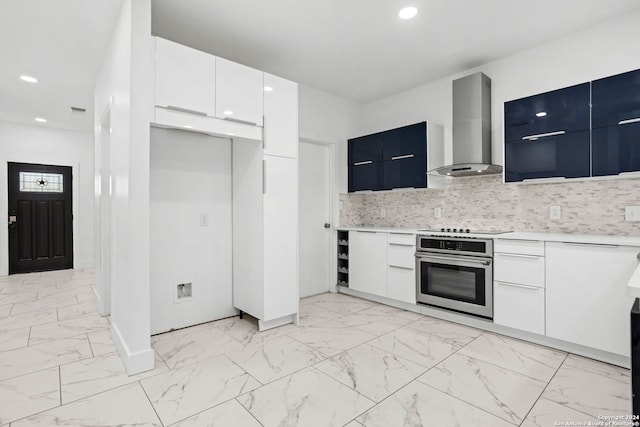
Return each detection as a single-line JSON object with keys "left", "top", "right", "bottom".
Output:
{"left": 339, "top": 174, "right": 640, "bottom": 236}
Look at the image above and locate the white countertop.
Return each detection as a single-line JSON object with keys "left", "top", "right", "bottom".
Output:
{"left": 628, "top": 264, "right": 640, "bottom": 299}
{"left": 337, "top": 226, "right": 419, "bottom": 234}
{"left": 497, "top": 231, "right": 640, "bottom": 247}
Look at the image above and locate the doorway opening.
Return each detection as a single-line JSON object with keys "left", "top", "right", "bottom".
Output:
{"left": 7, "top": 162, "right": 73, "bottom": 274}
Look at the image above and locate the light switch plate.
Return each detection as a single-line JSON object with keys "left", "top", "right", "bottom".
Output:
{"left": 549, "top": 205, "right": 561, "bottom": 220}
{"left": 380, "top": 208, "right": 386, "bottom": 218}
{"left": 625, "top": 206, "right": 640, "bottom": 222}
{"left": 434, "top": 207, "right": 442, "bottom": 219}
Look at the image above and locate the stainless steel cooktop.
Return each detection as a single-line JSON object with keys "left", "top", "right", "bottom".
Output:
{"left": 417, "top": 228, "right": 512, "bottom": 235}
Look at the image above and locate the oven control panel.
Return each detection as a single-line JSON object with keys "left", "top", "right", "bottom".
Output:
{"left": 417, "top": 235, "right": 493, "bottom": 257}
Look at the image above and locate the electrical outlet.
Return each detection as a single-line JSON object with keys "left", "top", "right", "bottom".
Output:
{"left": 200, "top": 213, "right": 209, "bottom": 227}
{"left": 176, "top": 282, "right": 192, "bottom": 302}
{"left": 549, "top": 205, "right": 561, "bottom": 220}
{"left": 380, "top": 208, "right": 386, "bottom": 218}
{"left": 434, "top": 207, "right": 442, "bottom": 219}
{"left": 625, "top": 206, "right": 640, "bottom": 222}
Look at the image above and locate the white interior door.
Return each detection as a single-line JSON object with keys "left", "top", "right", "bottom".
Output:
{"left": 299, "top": 141, "right": 331, "bottom": 298}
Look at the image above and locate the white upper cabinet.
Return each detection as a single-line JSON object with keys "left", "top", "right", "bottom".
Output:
{"left": 155, "top": 37, "right": 215, "bottom": 116}
{"left": 215, "top": 57, "right": 264, "bottom": 126}
{"left": 263, "top": 73, "right": 298, "bottom": 158}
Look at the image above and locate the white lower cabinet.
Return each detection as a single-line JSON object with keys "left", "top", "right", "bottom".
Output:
{"left": 494, "top": 281, "right": 545, "bottom": 335}
{"left": 387, "top": 266, "right": 416, "bottom": 304}
{"left": 493, "top": 239, "right": 545, "bottom": 335}
{"left": 546, "top": 242, "right": 639, "bottom": 357}
{"left": 349, "top": 231, "right": 388, "bottom": 297}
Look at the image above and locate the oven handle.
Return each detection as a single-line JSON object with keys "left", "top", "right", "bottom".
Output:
{"left": 415, "top": 252, "right": 491, "bottom": 266}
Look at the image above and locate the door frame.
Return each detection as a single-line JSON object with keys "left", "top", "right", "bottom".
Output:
{"left": 1, "top": 161, "right": 79, "bottom": 276}
{"left": 299, "top": 136, "right": 338, "bottom": 293}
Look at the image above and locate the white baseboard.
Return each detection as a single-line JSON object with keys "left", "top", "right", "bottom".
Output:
{"left": 110, "top": 323, "right": 155, "bottom": 375}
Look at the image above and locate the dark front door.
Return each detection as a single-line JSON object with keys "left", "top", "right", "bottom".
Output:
{"left": 8, "top": 162, "right": 73, "bottom": 274}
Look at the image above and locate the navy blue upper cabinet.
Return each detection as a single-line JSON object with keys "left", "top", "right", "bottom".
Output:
{"left": 348, "top": 122, "right": 429, "bottom": 192}
{"left": 592, "top": 69, "right": 640, "bottom": 128}
{"left": 591, "top": 69, "right": 640, "bottom": 176}
{"left": 348, "top": 133, "right": 382, "bottom": 192}
{"left": 504, "top": 130, "right": 590, "bottom": 182}
{"left": 504, "top": 83, "right": 590, "bottom": 142}
{"left": 382, "top": 122, "right": 427, "bottom": 160}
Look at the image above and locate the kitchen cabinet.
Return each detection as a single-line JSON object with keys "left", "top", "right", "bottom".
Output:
{"left": 263, "top": 73, "right": 298, "bottom": 158}
{"left": 504, "top": 83, "right": 590, "bottom": 182}
{"left": 348, "top": 133, "right": 383, "bottom": 192}
{"left": 349, "top": 231, "right": 388, "bottom": 297}
{"left": 154, "top": 37, "right": 215, "bottom": 116}
{"left": 262, "top": 155, "right": 298, "bottom": 321}
{"left": 387, "top": 233, "right": 416, "bottom": 304}
{"left": 215, "top": 57, "right": 264, "bottom": 126}
{"left": 493, "top": 239, "right": 545, "bottom": 335}
{"left": 546, "top": 241, "right": 639, "bottom": 357}
{"left": 348, "top": 122, "right": 443, "bottom": 192}
{"left": 591, "top": 69, "right": 640, "bottom": 176}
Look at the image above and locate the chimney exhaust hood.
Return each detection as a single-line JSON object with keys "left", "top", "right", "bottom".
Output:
{"left": 432, "top": 72, "right": 502, "bottom": 177}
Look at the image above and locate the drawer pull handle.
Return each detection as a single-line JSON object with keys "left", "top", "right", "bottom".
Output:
{"left": 353, "top": 160, "right": 373, "bottom": 166}
{"left": 166, "top": 105, "right": 208, "bottom": 116}
{"left": 391, "top": 154, "right": 415, "bottom": 160}
{"left": 561, "top": 242, "right": 619, "bottom": 248}
{"left": 618, "top": 117, "right": 640, "bottom": 125}
{"left": 496, "top": 281, "right": 539, "bottom": 290}
{"left": 522, "top": 130, "right": 566, "bottom": 140}
{"left": 389, "top": 242, "right": 414, "bottom": 247}
{"left": 497, "top": 253, "right": 540, "bottom": 259}
{"left": 223, "top": 116, "right": 258, "bottom": 126}
{"left": 389, "top": 265, "right": 414, "bottom": 270}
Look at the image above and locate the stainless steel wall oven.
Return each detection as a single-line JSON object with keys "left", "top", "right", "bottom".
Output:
{"left": 415, "top": 235, "right": 494, "bottom": 319}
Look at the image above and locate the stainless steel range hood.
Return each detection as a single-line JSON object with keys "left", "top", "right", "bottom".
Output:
{"left": 432, "top": 72, "right": 503, "bottom": 177}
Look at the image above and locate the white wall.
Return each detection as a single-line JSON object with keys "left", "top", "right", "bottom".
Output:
{"left": 0, "top": 121, "right": 94, "bottom": 275}
{"left": 149, "top": 128, "right": 235, "bottom": 334}
{"left": 94, "top": 0, "right": 154, "bottom": 375}
{"left": 357, "top": 9, "right": 640, "bottom": 167}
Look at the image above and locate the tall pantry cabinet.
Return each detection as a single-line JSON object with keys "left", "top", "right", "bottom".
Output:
{"left": 151, "top": 36, "right": 299, "bottom": 332}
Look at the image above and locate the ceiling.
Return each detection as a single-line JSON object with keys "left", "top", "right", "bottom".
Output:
{"left": 1, "top": 0, "right": 640, "bottom": 133}
{"left": 0, "top": 0, "right": 123, "bottom": 132}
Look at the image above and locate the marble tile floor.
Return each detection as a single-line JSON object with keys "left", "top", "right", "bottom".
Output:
{"left": 0, "top": 269, "right": 632, "bottom": 426}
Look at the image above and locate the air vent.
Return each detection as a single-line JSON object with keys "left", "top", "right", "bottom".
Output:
{"left": 70, "top": 106, "right": 86, "bottom": 114}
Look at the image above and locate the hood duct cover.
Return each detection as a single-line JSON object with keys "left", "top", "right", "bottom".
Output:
{"left": 432, "top": 72, "right": 502, "bottom": 177}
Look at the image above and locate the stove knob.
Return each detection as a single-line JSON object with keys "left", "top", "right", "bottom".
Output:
{"left": 446, "top": 228, "right": 451, "bottom": 232}
{"left": 440, "top": 228, "right": 446, "bottom": 232}
{"left": 465, "top": 229, "right": 470, "bottom": 233}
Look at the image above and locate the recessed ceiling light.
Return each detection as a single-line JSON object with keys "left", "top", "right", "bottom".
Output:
{"left": 263, "top": 86, "right": 273, "bottom": 92}
{"left": 20, "top": 75, "right": 38, "bottom": 83}
{"left": 399, "top": 6, "right": 418, "bottom": 19}
{"left": 34, "top": 117, "right": 47, "bottom": 123}
{"left": 477, "top": 170, "right": 483, "bottom": 173}
{"left": 223, "top": 110, "right": 233, "bottom": 115}
{"left": 226, "top": 132, "right": 235, "bottom": 136}
{"left": 183, "top": 125, "right": 193, "bottom": 129}
{"left": 536, "top": 111, "right": 547, "bottom": 117}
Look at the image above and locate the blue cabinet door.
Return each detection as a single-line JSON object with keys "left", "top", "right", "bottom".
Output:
{"left": 592, "top": 69, "right": 640, "bottom": 129}
{"left": 382, "top": 122, "right": 427, "bottom": 160}
{"left": 504, "top": 130, "right": 590, "bottom": 182}
{"left": 349, "top": 162, "right": 382, "bottom": 192}
{"left": 504, "top": 83, "right": 590, "bottom": 142}
{"left": 382, "top": 156, "right": 427, "bottom": 190}
{"left": 592, "top": 122, "right": 640, "bottom": 176}
{"left": 348, "top": 133, "right": 383, "bottom": 192}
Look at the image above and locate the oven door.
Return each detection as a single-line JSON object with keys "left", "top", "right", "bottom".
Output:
{"left": 415, "top": 252, "right": 493, "bottom": 319}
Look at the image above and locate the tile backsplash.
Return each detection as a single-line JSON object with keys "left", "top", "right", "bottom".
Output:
{"left": 340, "top": 175, "right": 640, "bottom": 235}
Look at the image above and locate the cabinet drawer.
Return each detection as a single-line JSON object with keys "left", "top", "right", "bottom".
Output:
{"left": 388, "top": 243, "right": 415, "bottom": 269}
{"left": 494, "top": 239, "right": 544, "bottom": 256}
{"left": 387, "top": 266, "right": 416, "bottom": 304}
{"left": 494, "top": 253, "right": 545, "bottom": 287}
{"left": 494, "top": 281, "right": 545, "bottom": 335}
{"left": 388, "top": 233, "right": 416, "bottom": 246}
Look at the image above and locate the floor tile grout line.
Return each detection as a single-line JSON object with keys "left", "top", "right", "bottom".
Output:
{"left": 516, "top": 352, "right": 570, "bottom": 426}
{"left": 58, "top": 365, "right": 62, "bottom": 407}
{"left": 137, "top": 381, "right": 166, "bottom": 427}
{"left": 234, "top": 397, "right": 267, "bottom": 427}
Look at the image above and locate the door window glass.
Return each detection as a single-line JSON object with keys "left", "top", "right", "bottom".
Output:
{"left": 19, "top": 172, "right": 64, "bottom": 193}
